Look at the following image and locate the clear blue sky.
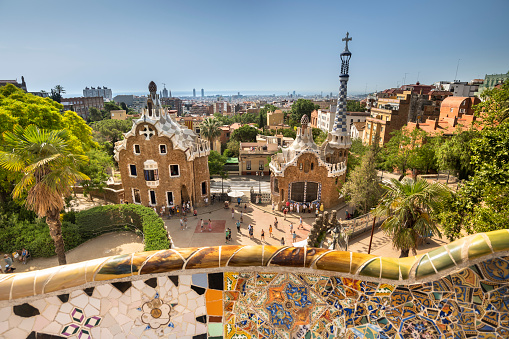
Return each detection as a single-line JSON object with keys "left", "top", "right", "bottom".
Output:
{"left": 1, "top": 0, "right": 508, "bottom": 96}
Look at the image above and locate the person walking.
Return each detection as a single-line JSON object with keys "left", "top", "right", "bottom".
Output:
{"left": 283, "top": 208, "right": 287, "bottom": 220}
{"left": 261, "top": 230, "right": 265, "bottom": 241}
{"left": 292, "top": 231, "right": 297, "bottom": 243}
{"left": 280, "top": 237, "right": 285, "bottom": 246}
{"left": 225, "top": 228, "right": 230, "bottom": 244}
{"left": 184, "top": 216, "right": 188, "bottom": 229}
{"left": 232, "top": 208, "right": 235, "bottom": 219}
{"left": 228, "top": 228, "right": 232, "bottom": 242}
{"left": 274, "top": 217, "right": 278, "bottom": 229}
{"left": 298, "top": 216, "right": 303, "bottom": 230}
{"left": 200, "top": 219, "right": 204, "bottom": 232}
{"left": 249, "top": 225, "right": 254, "bottom": 238}
{"left": 289, "top": 223, "right": 293, "bottom": 234}
{"left": 180, "top": 217, "right": 184, "bottom": 230}
{"left": 208, "top": 219, "right": 212, "bottom": 232}
{"left": 236, "top": 220, "right": 241, "bottom": 233}
{"left": 269, "top": 224, "right": 273, "bottom": 238}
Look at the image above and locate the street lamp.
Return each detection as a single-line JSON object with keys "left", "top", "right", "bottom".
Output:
{"left": 256, "top": 171, "right": 263, "bottom": 194}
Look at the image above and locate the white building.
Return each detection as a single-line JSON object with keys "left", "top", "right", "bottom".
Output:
{"left": 84, "top": 86, "right": 112, "bottom": 101}
{"left": 318, "top": 107, "right": 369, "bottom": 134}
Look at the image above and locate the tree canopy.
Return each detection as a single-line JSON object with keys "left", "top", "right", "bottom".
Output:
{"left": 289, "top": 99, "right": 319, "bottom": 126}
{"left": 231, "top": 125, "right": 258, "bottom": 142}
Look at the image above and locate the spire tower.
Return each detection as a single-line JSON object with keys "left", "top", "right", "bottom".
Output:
{"left": 329, "top": 32, "right": 353, "bottom": 147}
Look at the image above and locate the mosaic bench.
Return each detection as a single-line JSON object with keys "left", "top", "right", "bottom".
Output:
{"left": 0, "top": 230, "right": 508, "bottom": 338}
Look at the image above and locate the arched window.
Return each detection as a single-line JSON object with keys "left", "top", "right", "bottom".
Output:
{"left": 311, "top": 162, "right": 314, "bottom": 170}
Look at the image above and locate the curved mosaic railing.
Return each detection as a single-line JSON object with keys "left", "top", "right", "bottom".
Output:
{"left": 1, "top": 230, "right": 509, "bottom": 338}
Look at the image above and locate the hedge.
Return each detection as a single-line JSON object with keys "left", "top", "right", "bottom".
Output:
{"left": 75, "top": 204, "right": 170, "bottom": 251}
{"left": 0, "top": 216, "right": 83, "bottom": 258}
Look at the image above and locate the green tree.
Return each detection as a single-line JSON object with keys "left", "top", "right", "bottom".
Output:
{"left": 226, "top": 139, "right": 240, "bottom": 157}
{"left": 436, "top": 128, "right": 478, "bottom": 180}
{"left": 80, "top": 148, "right": 114, "bottom": 202}
{"left": 375, "top": 178, "right": 450, "bottom": 257}
{"left": 231, "top": 125, "right": 258, "bottom": 142}
{"left": 342, "top": 145, "right": 385, "bottom": 214}
{"left": 279, "top": 127, "right": 297, "bottom": 139}
{"left": 88, "top": 107, "right": 103, "bottom": 122}
{"left": 120, "top": 102, "right": 128, "bottom": 111}
{"left": 50, "top": 85, "right": 65, "bottom": 103}
{"left": 208, "top": 150, "right": 229, "bottom": 193}
{"left": 347, "top": 100, "right": 365, "bottom": 112}
{"left": 313, "top": 129, "right": 328, "bottom": 146}
{"left": 200, "top": 118, "right": 221, "bottom": 145}
{"left": 0, "top": 125, "right": 89, "bottom": 265}
{"left": 346, "top": 138, "right": 369, "bottom": 175}
{"left": 381, "top": 128, "right": 426, "bottom": 180}
{"left": 289, "top": 99, "right": 319, "bottom": 126}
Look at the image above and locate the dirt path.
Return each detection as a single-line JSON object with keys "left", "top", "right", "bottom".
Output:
{"left": 14, "top": 231, "right": 144, "bottom": 273}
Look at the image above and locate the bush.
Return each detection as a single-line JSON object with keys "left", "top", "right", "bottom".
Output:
{"left": 0, "top": 215, "right": 82, "bottom": 258}
{"left": 75, "top": 204, "right": 170, "bottom": 251}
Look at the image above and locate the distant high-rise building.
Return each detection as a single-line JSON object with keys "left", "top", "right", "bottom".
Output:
{"left": 193, "top": 88, "right": 196, "bottom": 97}
{"left": 293, "top": 91, "right": 296, "bottom": 97}
{"left": 201, "top": 88, "right": 204, "bottom": 97}
{"left": 83, "top": 86, "right": 112, "bottom": 101}
{"left": 162, "top": 84, "right": 168, "bottom": 98}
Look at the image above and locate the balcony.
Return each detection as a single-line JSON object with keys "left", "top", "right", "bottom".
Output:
{"left": 146, "top": 180, "right": 159, "bottom": 187}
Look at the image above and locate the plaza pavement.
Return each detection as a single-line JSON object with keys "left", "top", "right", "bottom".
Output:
{"left": 164, "top": 201, "right": 447, "bottom": 257}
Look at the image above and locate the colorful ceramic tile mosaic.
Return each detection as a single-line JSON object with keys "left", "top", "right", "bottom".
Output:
{"left": 0, "top": 230, "right": 509, "bottom": 338}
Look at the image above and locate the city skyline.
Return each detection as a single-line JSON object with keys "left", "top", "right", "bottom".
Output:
{"left": 1, "top": 0, "right": 508, "bottom": 95}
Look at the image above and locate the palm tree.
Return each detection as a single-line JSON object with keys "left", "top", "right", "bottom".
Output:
{"left": 0, "top": 125, "right": 89, "bottom": 265}
{"left": 374, "top": 178, "right": 450, "bottom": 257}
{"left": 200, "top": 118, "right": 221, "bottom": 149}
{"left": 53, "top": 85, "right": 66, "bottom": 96}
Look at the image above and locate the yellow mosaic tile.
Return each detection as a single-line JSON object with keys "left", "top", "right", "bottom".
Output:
{"left": 350, "top": 252, "right": 376, "bottom": 275}
{"left": 228, "top": 246, "right": 264, "bottom": 267}
{"left": 445, "top": 237, "right": 466, "bottom": 265}
{"left": 138, "top": 250, "right": 185, "bottom": 275}
{"left": 0, "top": 274, "right": 14, "bottom": 301}
{"left": 261, "top": 245, "right": 281, "bottom": 266}
{"left": 131, "top": 250, "right": 160, "bottom": 274}
{"left": 468, "top": 234, "right": 493, "bottom": 260}
{"left": 186, "top": 247, "right": 221, "bottom": 269}
{"left": 219, "top": 246, "right": 243, "bottom": 267}
{"left": 486, "top": 229, "right": 509, "bottom": 252}
{"left": 268, "top": 247, "right": 305, "bottom": 267}
{"left": 427, "top": 246, "right": 455, "bottom": 272}
{"left": 359, "top": 257, "right": 381, "bottom": 278}
{"left": 10, "top": 271, "right": 37, "bottom": 300}
{"left": 94, "top": 254, "right": 133, "bottom": 281}
{"left": 313, "top": 250, "right": 351, "bottom": 273}
{"left": 44, "top": 262, "right": 88, "bottom": 293}
{"left": 398, "top": 256, "right": 422, "bottom": 280}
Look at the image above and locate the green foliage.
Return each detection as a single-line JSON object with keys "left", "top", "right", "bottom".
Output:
{"left": 231, "top": 125, "right": 258, "bottom": 142}
{"left": 342, "top": 145, "right": 384, "bottom": 214}
{"left": 347, "top": 139, "right": 369, "bottom": 176}
{"left": 346, "top": 100, "right": 365, "bottom": 112}
{"left": 289, "top": 99, "right": 319, "bottom": 126}
{"left": 226, "top": 140, "right": 240, "bottom": 157}
{"left": 208, "top": 150, "right": 228, "bottom": 179}
{"left": 75, "top": 204, "right": 170, "bottom": 251}
{"left": 223, "top": 149, "right": 234, "bottom": 157}
{"left": 0, "top": 215, "right": 82, "bottom": 258}
{"left": 375, "top": 178, "right": 451, "bottom": 257}
{"left": 279, "top": 128, "right": 296, "bottom": 139}
{"left": 313, "top": 129, "right": 328, "bottom": 146}
{"left": 436, "top": 128, "right": 478, "bottom": 180}
{"left": 200, "top": 118, "right": 221, "bottom": 144}
{"left": 88, "top": 107, "right": 103, "bottom": 122}
{"left": 80, "top": 148, "right": 113, "bottom": 200}
{"left": 438, "top": 80, "right": 509, "bottom": 238}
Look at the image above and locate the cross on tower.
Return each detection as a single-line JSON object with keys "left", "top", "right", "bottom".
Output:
{"left": 342, "top": 32, "right": 352, "bottom": 51}
{"left": 140, "top": 125, "right": 155, "bottom": 140}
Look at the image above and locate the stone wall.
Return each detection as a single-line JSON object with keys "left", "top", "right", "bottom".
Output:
{"left": 272, "top": 153, "right": 345, "bottom": 209}
{"left": 1, "top": 230, "right": 509, "bottom": 338}
{"left": 72, "top": 186, "right": 124, "bottom": 204}
{"left": 117, "top": 122, "right": 210, "bottom": 208}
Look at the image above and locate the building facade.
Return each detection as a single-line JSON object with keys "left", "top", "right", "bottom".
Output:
{"left": 161, "top": 97, "right": 183, "bottom": 116}
{"left": 83, "top": 86, "right": 112, "bottom": 101}
{"left": 269, "top": 33, "right": 352, "bottom": 209}
{"left": 114, "top": 81, "right": 210, "bottom": 209}
{"left": 267, "top": 109, "right": 284, "bottom": 126}
{"left": 476, "top": 72, "right": 509, "bottom": 96}
{"left": 0, "top": 76, "right": 27, "bottom": 91}
{"left": 61, "top": 96, "right": 104, "bottom": 120}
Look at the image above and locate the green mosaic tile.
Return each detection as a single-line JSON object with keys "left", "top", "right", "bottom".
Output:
{"left": 446, "top": 237, "right": 467, "bottom": 265}
{"left": 380, "top": 258, "right": 400, "bottom": 280}
{"left": 359, "top": 258, "right": 381, "bottom": 278}
{"left": 208, "top": 323, "right": 223, "bottom": 337}
{"left": 468, "top": 234, "right": 493, "bottom": 260}
{"left": 427, "top": 246, "right": 456, "bottom": 272}
{"left": 415, "top": 254, "right": 436, "bottom": 278}
{"left": 486, "top": 229, "right": 509, "bottom": 252}
{"left": 399, "top": 256, "right": 421, "bottom": 280}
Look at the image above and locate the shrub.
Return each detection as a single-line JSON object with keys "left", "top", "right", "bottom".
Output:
{"left": 75, "top": 204, "right": 170, "bottom": 251}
